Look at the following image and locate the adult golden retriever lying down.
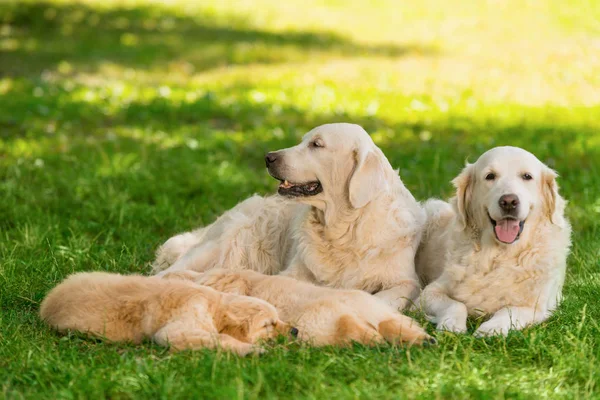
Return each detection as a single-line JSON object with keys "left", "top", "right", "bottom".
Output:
{"left": 40, "top": 272, "right": 292, "bottom": 355}
{"left": 417, "top": 146, "right": 571, "bottom": 336}
{"left": 153, "top": 123, "right": 425, "bottom": 311}
{"left": 164, "top": 269, "right": 435, "bottom": 347}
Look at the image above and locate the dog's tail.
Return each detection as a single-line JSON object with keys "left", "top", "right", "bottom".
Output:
{"left": 421, "top": 199, "right": 454, "bottom": 238}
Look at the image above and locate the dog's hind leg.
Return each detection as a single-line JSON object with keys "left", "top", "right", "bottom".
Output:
{"left": 152, "top": 230, "right": 207, "bottom": 273}
{"left": 156, "top": 241, "right": 221, "bottom": 276}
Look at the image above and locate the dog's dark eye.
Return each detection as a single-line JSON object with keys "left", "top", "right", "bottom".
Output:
{"left": 522, "top": 173, "right": 533, "bottom": 181}
{"left": 310, "top": 139, "right": 324, "bottom": 148}
{"left": 485, "top": 173, "right": 496, "bottom": 181}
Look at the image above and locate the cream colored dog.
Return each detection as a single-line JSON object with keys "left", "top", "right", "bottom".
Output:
{"left": 154, "top": 123, "right": 425, "bottom": 310}
{"left": 417, "top": 146, "right": 571, "bottom": 336}
{"left": 40, "top": 272, "right": 291, "bottom": 355}
{"left": 164, "top": 269, "right": 435, "bottom": 347}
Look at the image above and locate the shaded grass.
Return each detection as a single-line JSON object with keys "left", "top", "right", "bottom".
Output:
{"left": 1, "top": 0, "right": 600, "bottom": 399}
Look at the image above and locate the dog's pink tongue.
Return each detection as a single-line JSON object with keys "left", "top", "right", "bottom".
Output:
{"left": 495, "top": 219, "right": 520, "bottom": 243}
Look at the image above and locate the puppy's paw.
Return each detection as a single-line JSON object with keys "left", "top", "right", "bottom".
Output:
{"left": 410, "top": 331, "right": 438, "bottom": 346}
{"left": 251, "top": 346, "right": 267, "bottom": 355}
{"left": 233, "top": 344, "right": 266, "bottom": 357}
{"left": 230, "top": 343, "right": 255, "bottom": 357}
{"left": 474, "top": 319, "right": 511, "bottom": 337}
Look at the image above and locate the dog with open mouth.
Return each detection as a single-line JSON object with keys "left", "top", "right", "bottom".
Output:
{"left": 153, "top": 123, "right": 425, "bottom": 311}
{"left": 416, "top": 146, "right": 571, "bottom": 336}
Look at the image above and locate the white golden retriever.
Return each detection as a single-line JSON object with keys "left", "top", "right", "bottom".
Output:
{"left": 417, "top": 146, "right": 571, "bottom": 336}
{"left": 153, "top": 123, "right": 425, "bottom": 310}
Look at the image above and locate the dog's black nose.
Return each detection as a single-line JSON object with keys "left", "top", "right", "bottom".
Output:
{"left": 290, "top": 327, "right": 299, "bottom": 338}
{"left": 265, "top": 152, "right": 278, "bottom": 167}
{"left": 499, "top": 194, "right": 519, "bottom": 212}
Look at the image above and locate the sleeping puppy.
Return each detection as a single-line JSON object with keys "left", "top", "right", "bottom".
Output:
{"left": 40, "top": 272, "right": 292, "bottom": 355}
{"left": 154, "top": 123, "right": 425, "bottom": 311}
{"left": 417, "top": 146, "right": 571, "bottom": 336}
{"left": 164, "top": 269, "right": 435, "bottom": 347}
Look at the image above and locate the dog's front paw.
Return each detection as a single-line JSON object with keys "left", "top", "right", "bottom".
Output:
{"left": 474, "top": 319, "right": 511, "bottom": 337}
{"left": 436, "top": 316, "right": 467, "bottom": 333}
{"left": 430, "top": 303, "right": 468, "bottom": 333}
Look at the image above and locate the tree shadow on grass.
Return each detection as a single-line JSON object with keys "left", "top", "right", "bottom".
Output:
{"left": 2, "top": 80, "right": 599, "bottom": 237}
{"left": 0, "top": 2, "right": 438, "bottom": 77}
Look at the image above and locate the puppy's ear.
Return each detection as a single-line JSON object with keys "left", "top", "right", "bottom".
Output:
{"left": 218, "top": 302, "right": 250, "bottom": 341}
{"left": 451, "top": 163, "right": 474, "bottom": 230}
{"left": 542, "top": 167, "right": 566, "bottom": 227}
{"left": 348, "top": 147, "right": 388, "bottom": 208}
{"left": 197, "top": 271, "right": 251, "bottom": 295}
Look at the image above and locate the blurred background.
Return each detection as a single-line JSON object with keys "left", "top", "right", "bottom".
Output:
{"left": 0, "top": 0, "right": 599, "bottom": 268}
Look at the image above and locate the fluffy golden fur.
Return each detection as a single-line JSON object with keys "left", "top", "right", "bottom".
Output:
{"left": 40, "top": 272, "right": 290, "bottom": 355}
{"left": 164, "top": 269, "right": 434, "bottom": 347}
{"left": 417, "top": 146, "right": 571, "bottom": 336}
{"left": 153, "top": 123, "right": 425, "bottom": 311}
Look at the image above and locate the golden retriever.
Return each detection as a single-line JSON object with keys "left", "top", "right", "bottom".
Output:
{"left": 153, "top": 123, "right": 425, "bottom": 310}
{"left": 164, "top": 269, "right": 435, "bottom": 347}
{"left": 417, "top": 146, "right": 571, "bottom": 336}
{"left": 40, "top": 272, "right": 292, "bottom": 355}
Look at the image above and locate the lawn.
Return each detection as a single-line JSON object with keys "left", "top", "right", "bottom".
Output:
{"left": 1, "top": 0, "right": 600, "bottom": 398}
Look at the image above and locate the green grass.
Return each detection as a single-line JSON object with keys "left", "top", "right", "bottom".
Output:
{"left": 1, "top": 0, "right": 600, "bottom": 398}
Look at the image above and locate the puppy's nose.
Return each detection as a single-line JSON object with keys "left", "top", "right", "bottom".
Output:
{"left": 290, "top": 327, "right": 299, "bottom": 338}
{"left": 499, "top": 194, "right": 519, "bottom": 212}
{"left": 265, "top": 152, "right": 278, "bottom": 167}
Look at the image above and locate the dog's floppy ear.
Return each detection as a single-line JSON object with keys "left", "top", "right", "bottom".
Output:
{"left": 542, "top": 167, "right": 566, "bottom": 227}
{"left": 451, "top": 163, "right": 474, "bottom": 230}
{"left": 218, "top": 299, "right": 251, "bottom": 341}
{"left": 348, "top": 147, "right": 388, "bottom": 209}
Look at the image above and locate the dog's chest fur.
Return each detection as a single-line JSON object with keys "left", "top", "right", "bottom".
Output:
{"left": 448, "top": 249, "right": 544, "bottom": 315}
{"left": 291, "top": 203, "right": 421, "bottom": 292}
{"left": 445, "top": 222, "right": 568, "bottom": 315}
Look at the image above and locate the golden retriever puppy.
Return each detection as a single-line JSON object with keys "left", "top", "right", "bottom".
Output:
{"left": 164, "top": 269, "right": 435, "bottom": 347}
{"left": 154, "top": 123, "right": 425, "bottom": 311}
{"left": 417, "top": 146, "right": 571, "bottom": 336}
{"left": 40, "top": 272, "right": 291, "bottom": 355}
